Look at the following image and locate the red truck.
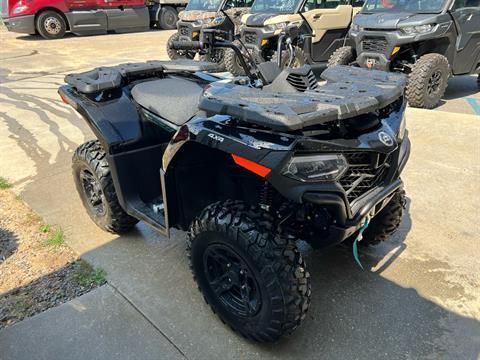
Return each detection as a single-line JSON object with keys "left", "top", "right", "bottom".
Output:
{"left": 1, "top": 0, "right": 187, "bottom": 39}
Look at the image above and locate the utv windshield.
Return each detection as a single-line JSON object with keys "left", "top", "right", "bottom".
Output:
{"left": 186, "top": 0, "right": 224, "bottom": 11}
{"left": 362, "top": 0, "right": 448, "bottom": 13}
{"left": 251, "top": 0, "right": 303, "bottom": 13}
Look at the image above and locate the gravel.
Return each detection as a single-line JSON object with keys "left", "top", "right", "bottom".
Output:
{"left": 0, "top": 189, "right": 106, "bottom": 330}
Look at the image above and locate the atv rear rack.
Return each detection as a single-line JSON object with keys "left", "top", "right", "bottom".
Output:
{"left": 200, "top": 66, "right": 406, "bottom": 131}
{"left": 65, "top": 60, "right": 219, "bottom": 94}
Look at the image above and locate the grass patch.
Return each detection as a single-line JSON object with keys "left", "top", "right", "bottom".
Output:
{"left": 44, "top": 228, "right": 65, "bottom": 247}
{"left": 73, "top": 261, "right": 107, "bottom": 287}
{"left": 40, "top": 224, "right": 51, "bottom": 233}
{"left": 0, "top": 176, "right": 12, "bottom": 189}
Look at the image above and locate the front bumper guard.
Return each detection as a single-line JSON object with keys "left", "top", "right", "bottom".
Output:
{"left": 303, "top": 178, "right": 403, "bottom": 245}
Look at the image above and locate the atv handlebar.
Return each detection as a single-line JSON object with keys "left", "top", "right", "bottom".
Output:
{"left": 170, "top": 40, "right": 204, "bottom": 51}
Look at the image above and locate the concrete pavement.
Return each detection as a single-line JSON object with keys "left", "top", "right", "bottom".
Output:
{"left": 0, "top": 285, "right": 185, "bottom": 360}
{"left": 0, "top": 28, "right": 479, "bottom": 359}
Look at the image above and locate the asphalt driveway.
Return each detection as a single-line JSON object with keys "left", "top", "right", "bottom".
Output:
{"left": 0, "top": 27, "right": 479, "bottom": 360}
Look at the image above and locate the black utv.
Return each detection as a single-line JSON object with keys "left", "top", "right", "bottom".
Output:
{"left": 60, "top": 28, "right": 410, "bottom": 342}
{"left": 329, "top": 0, "right": 480, "bottom": 108}
{"left": 167, "top": 0, "right": 252, "bottom": 70}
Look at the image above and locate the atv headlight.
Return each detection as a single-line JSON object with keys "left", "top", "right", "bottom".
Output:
{"left": 351, "top": 23, "right": 360, "bottom": 32}
{"left": 196, "top": 17, "right": 225, "bottom": 26}
{"left": 265, "top": 22, "right": 288, "bottom": 32}
{"left": 400, "top": 24, "right": 433, "bottom": 35}
{"left": 282, "top": 154, "right": 348, "bottom": 182}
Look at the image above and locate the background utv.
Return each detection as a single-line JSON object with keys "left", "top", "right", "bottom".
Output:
{"left": 329, "top": 0, "right": 480, "bottom": 108}
{"left": 167, "top": 0, "right": 252, "bottom": 70}
{"left": 225, "top": 0, "right": 365, "bottom": 75}
{"left": 60, "top": 31, "right": 410, "bottom": 342}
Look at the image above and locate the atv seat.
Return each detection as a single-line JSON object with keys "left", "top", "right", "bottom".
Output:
{"left": 131, "top": 77, "right": 204, "bottom": 125}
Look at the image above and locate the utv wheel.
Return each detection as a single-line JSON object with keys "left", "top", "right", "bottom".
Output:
{"left": 158, "top": 6, "right": 178, "bottom": 30}
{"left": 327, "top": 46, "right": 355, "bottom": 67}
{"left": 406, "top": 53, "right": 450, "bottom": 109}
{"left": 166, "top": 32, "right": 195, "bottom": 60}
{"left": 271, "top": 46, "right": 306, "bottom": 69}
{"left": 72, "top": 140, "right": 138, "bottom": 234}
{"left": 225, "top": 41, "right": 246, "bottom": 76}
{"left": 361, "top": 189, "right": 406, "bottom": 246}
{"left": 188, "top": 200, "right": 311, "bottom": 342}
{"left": 36, "top": 10, "right": 66, "bottom": 39}
{"left": 199, "top": 49, "right": 226, "bottom": 72}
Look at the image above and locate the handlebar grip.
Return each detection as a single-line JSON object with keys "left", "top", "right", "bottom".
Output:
{"left": 170, "top": 40, "right": 203, "bottom": 50}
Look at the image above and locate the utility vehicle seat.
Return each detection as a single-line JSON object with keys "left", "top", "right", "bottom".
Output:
{"left": 131, "top": 77, "right": 204, "bottom": 125}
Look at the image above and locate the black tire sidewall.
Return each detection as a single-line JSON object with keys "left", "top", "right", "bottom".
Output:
{"left": 272, "top": 46, "right": 306, "bottom": 69}
{"left": 72, "top": 158, "right": 113, "bottom": 230}
{"left": 225, "top": 42, "right": 246, "bottom": 76}
{"left": 199, "top": 49, "right": 226, "bottom": 71}
{"left": 36, "top": 11, "right": 66, "bottom": 39}
{"left": 327, "top": 46, "right": 354, "bottom": 67}
{"left": 190, "top": 230, "right": 275, "bottom": 331}
{"left": 407, "top": 54, "right": 449, "bottom": 109}
{"left": 159, "top": 7, "right": 178, "bottom": 30}
{"left": 166, "top": 32, "right": 195, "bottom": 60}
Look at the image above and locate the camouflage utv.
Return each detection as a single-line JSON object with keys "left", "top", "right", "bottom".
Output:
{"left": 167, "top": 0, "right": 252, "bottom": 70}
{"left": 225, "top": 0, "right": 364, "bottom": 75}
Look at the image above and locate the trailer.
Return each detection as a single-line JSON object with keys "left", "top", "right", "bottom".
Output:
{"left": 0, "top": 0, "right": 187, "bottom": 39}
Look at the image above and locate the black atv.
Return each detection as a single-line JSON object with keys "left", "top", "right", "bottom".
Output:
{"left": 167, "top": 0, "right": 252, "bottom": 70}
{"left": 60, "top": 27, "right": 410, "bottom": 342}
{"left": 329, "top": 0, "right": 480, "bottom": 109}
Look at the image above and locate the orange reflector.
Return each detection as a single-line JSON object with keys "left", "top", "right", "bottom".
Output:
{"left": 60, "top": 94, "right": 69, "bottom": 104}
{"left": 232, "top": 154, "right": 271, "bottom": 178}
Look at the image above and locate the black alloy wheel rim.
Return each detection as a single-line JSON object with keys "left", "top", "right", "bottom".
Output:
{"left": 80, "top": 169, "right": 106, "bottom": 216}
{"left": 203, "top": 243, "right": 262, "bottom": 317}
{"left": 427, "top": 70, "right": 442, "bottom": 95}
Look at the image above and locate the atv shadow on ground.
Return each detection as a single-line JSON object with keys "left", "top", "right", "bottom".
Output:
{"left": 0, "top": 229, "right": 18, "bottom": 264}
{"left": 442, "top": 75, "right": 479, "bottom": 101}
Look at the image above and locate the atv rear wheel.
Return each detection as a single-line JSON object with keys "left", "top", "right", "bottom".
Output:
{"left": 188, "top": 200, "right": 311, "bottom": 342}
{"left": 225, "top": 41, "right": 246, "bottom": 76}
{"left": 199, "top": 49, "right": 226, "bottom": 72}
{"left": 167, "top": 32, "right": 196, "bottom": 60}
{"left": 271, "top": 46, "right": 306, "bottom": 69}
{"left": 361, "top": 189, "right": 406, "bottom": 246}
{"left": 72, "top": 140, "right": 138, "bottom": 234}
{"left": 327, "top": 46, "right": 355, "bottom": 67}
{"left": 406, "top": 53, "right": 450, "bottom": 109}
{"left": 158, "top": 6, "right": 178, "bottom": 30}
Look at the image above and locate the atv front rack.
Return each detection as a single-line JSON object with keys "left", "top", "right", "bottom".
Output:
{"left": 65, "top": 60, "right": 219, "bottom": 94}
{"left": 200, "top": 66, "right": 406, "bottom": 131}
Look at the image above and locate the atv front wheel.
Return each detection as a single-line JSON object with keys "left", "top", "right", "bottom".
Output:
{"left": 188, "top": 200, "right": 311, "bottom": 342}
{"left": 327, "top": 46, "right": 355, "bottom": 67}
{"left": 72, "top": 140, "right": 138, "bottom": 234}
{"left": 361, "top": 189, "right": 406, "bottom": 246}
{"left": 225, "top": 41, "right": 246, "bottom": 76}
{"left": 199, "top": 49, "right": 226, "bottom": 72}
{"left": 271, "top": 46, "right": 306, "bottom": 69}
{"left": 166, "top": 32, "right": 196, "bottom": 60}
{"left": 406, "top": 53, "right": 450, "bottom": 109}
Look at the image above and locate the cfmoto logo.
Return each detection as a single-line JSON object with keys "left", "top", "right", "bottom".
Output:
{"left": 378, "top": 131, "right": 394, "bottom": 146}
